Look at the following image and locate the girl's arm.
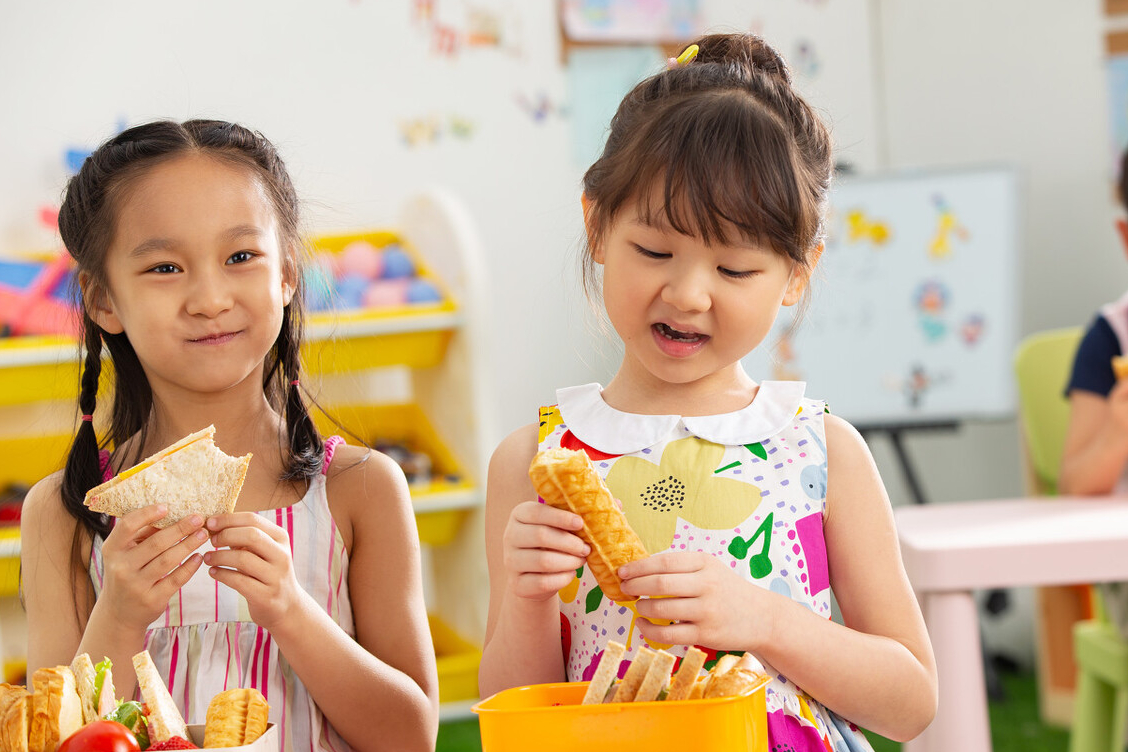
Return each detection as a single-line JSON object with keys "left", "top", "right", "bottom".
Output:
{"left": 207, "top": 447, "right": 437, "bottom": 752}
{"left": 1059, "top": 387, "right": 1128, "bottom": 495}
{"left": 22, "top": 473, "right": 91, "bottom": 681}
{"left": 478, "top": 424, "right": 589, "bottom": 699}
{"left": 623, "top": 415, "right": 936, "bottom": 742}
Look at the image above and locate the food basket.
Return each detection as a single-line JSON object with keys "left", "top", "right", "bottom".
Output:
{"left": 473, "top": 677, "right": 769, "bottom": 752}
{"left": 186, "top": 723, "right": 278, "bottom": 751}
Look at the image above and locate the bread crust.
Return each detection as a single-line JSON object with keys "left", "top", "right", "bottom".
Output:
{"left": 528, "top": 448, "right": 648, "bottom": 602}
{"left": 0, "top": 683, "right": 30, "bottom": 752}
{"left": 204, "top": 688, "right": 270, "bottom": 747}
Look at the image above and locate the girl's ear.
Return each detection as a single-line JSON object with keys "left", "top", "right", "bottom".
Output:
{"left": 582, "top": 193, "right": 605, "bottom": 264}
{"left": 280, "top": 247, "right": 297, "bottom": 305}
{"left": 79, "top": 272, "right": 124, "bottom": 334}
{"left": 782, "top": 243, "right": 824, "bottom": 307}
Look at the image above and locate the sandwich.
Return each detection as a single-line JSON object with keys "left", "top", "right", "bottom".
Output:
{"left": 204, "top": 688, "right": 270, "bottom": 748}
{"left": 132, "top": 651, "right": 189, "bottom": 744}
{"left": 0, "top": 683, "right": 30, "bottom": 752}
{"left": 85, "top": 425, "right": 252, "bottom": 528}
{"left": 528, "top": 448, "right": 648, "bottom": 603}
{"left": 1113, "top": 355, "right": 1128, "bottom": 381}
{"left": 582, "top": 641, "right": 766, "bottom": 705}
{"left": 69, "top": 654, "right": 115, "bottom": 725}
{"left": 28, "top": 666, "right": 83, "bottom": 752}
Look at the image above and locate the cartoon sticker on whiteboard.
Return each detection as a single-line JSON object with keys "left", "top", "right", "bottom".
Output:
{"left": 929, "top": 194, "right": 970, "bottom": 259}
{"left": 845, "top": 209, "right": 891, "bottom": 247}
{"left": 913, "top": 279, "right": 949, "bottom": 342}
{"left": 960, "top": 313, "right": 986, "bottom": 346}
{"left": 887, "top": 363, "right": 949, "bottom": 409}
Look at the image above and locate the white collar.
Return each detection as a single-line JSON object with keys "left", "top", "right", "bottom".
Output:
{"left": 556, "top": 381, "right": 807, "bottom": 455}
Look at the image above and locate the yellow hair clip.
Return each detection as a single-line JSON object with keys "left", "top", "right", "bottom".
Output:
{"left": 667, "top": 44, "right": 700, "bottom": 70}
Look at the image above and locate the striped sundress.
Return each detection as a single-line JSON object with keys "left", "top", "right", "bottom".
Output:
{"left": 89, "top": 436, "right": 354, "bottom": 752}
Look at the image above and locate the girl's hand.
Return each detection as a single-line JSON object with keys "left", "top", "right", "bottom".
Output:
{"left": 98, "top": 505, "right": 210, "bottom": 632}
{"left": 204, "top": 512, "right": 305, "bottom": 630}
{"left": 502, "top": 501, "right": 590, "bottom": 602}
{"left": 619, "top": 551, "right": 773, "bottom": 652}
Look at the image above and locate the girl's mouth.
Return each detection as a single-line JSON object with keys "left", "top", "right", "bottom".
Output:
{"left": 190, "top": 332, "right": 238, "bottom": 344}
{"left": 654, "top": 323, "right": 707, "bottom": 343}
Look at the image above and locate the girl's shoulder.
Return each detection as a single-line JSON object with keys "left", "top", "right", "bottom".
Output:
{"left": 21, "top": 469, "right": 87, "bottom": 555}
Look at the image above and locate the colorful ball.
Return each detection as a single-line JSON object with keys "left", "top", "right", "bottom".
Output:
{"left": 380, "top": 245, "right": 415, "bottom": 279}
{"left": 336, "top": 273, "right": 370, "bottom": 309}
{"left": 405, "top": 278, "right": 443, "bottom": 304}
{"left": 303, "top": 259, "right": 336, "bottom": 312}
{"left": 363, "top": 278, "right": 410, "bottom": 308}
{"left": 339, "top": 240, "right": 384, "bottom": 280}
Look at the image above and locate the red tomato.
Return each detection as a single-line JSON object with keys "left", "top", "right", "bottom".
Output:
{"left": 59, "top": 720, "right": 141, "bottom": 752}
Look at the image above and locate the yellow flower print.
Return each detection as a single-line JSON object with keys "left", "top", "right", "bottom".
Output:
{"left": 604, "top": 437, "right": 762, "bottom": 553}
{"left": 538, "top": 405, "right": 564, "bottom": 443}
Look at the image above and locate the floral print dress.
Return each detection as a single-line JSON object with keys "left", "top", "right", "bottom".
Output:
{"left": 539, "top": 382, "right": 874, "bottom": 752}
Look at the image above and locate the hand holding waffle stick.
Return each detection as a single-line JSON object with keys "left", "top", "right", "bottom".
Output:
{"left": 528, "top": 448, "right": 648, "bottom": 603}
{"left": 582, "top": 642, "right": 766, "bottom": 705}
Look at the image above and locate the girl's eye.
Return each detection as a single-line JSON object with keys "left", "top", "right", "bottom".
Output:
{"left": 148, "top": 263, "right": 180, "bottom": 274}
{"left": 227, "top": 250, "right": 254, "bottom": 265}
{"left": 719, "top": 267, "right": 757, "bottom": 279}
{"left": 633, "top": 244, "right": 670, "bottom": 260}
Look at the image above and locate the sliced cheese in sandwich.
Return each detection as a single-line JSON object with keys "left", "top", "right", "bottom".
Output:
{"left": 85, "top": 425, "right": 252, "bottom": 528}
{"left": 132, "top": 651, "right": 188, "bottom": 744}
{"left": 28, "top": 666, "right": 82, "bottom": 752}
{"left": 0, "top": 683, "right": 30, "bottom": 752}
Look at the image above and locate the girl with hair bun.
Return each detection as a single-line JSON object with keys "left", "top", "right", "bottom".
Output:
{"left": 22, "top": 119, "right": 438, "bottom": 752}
{"left": 480, "top": 34, "right": 937, "bottom": 749}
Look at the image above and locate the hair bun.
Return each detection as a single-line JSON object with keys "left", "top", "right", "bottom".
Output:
{"left": 690, "top": 33, "right": 791, "bottom": 85}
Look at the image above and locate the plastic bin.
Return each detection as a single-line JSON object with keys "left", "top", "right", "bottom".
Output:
{"left": 473, "top": 676, "right": 769, "bottom": 752}
{"left": 430, "top": 615, "right": 481, "bottom": 704}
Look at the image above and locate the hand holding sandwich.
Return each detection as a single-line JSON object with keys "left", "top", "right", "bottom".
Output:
{"left": 96, "top": 506, "right": 210, "bottom": 632}
{"left": 203, "top": 512, "right": 305, "bottom": 631}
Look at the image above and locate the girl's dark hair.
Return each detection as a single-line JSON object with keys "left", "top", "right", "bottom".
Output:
{"left": 581, "top": 33, "right": 833, "bottom": 294}
{"left": 57, "top": 119, "right": 323, "bottom": 542}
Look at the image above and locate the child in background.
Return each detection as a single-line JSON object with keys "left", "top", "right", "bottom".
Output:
{"left": 479, "top": 34, "right": 937, "bottom": 749}
{"left": 20, "top": 120, "right": 438, "bottom": 752}
{"left": 1060, "top": 146, "right": 1128, "bottom": 637}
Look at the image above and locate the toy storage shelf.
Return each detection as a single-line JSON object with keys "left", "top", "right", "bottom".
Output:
{"left": 0, "top": 189, "right": 492, "bottom": 708}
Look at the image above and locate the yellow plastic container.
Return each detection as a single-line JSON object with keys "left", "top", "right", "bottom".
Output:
{"left": 430, "top": 615, "right": 482, "bottom": 704}
{"left": 473, "top": 677, "right": 770, "bottom": 752}
{"left": 0, "top": 527, "right": 18, "bottom": 598}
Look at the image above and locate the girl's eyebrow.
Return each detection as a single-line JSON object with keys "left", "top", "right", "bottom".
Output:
{"left": 127, "top": 225, "right": 266, "bottom": 259}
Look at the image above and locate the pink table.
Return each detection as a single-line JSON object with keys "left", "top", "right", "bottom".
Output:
{"left": 894, "top": 497, "right": 1128, "bottom": 752}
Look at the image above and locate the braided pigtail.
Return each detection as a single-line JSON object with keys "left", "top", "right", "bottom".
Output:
{"left": 60, "top": 318, "right": 112, "bottom": 538}
{"left": 269, "top": 303, "right": 323, "bottom": 480}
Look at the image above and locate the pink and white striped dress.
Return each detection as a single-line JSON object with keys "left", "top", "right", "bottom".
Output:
{"left": 89, "top": 436, "right": 354, "bottom": 752}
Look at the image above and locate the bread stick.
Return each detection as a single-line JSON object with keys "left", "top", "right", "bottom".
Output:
{"left": 666, "top": 647, "right": 707, "bottom": 701}
{"left": 611, "top": 648, "right": 655, "bottom": 702}
{"left": 529, "top": 448, "right": 648, "bottom": 602}
{"left": 581, "top": 641, "right": 626, "bottom": 705}
{"left": 633, "top": 649, "right": 676, "bottom": 702}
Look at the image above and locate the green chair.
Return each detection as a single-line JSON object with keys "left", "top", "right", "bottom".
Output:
{"left": 1014, "top": 327, "right": 1128, "bottom": 750}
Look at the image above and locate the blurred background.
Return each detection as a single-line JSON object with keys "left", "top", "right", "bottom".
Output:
{"left": 1, "top": 0, "right": 1124, "bottom": 745}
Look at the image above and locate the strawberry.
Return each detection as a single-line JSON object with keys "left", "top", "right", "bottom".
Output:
{"left": 148, "top": 737, "right": 199, "bottom": 750}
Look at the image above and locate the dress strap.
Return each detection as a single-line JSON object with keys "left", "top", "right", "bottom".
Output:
{"left": 322, "top": 436, "right": 345, "bottom": 475}
{"left": 98, "top": 449, "right": 113, "bottom": 482}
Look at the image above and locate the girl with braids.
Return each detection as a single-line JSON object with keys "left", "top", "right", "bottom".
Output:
{"left": 22, "top": 120, "right": 438, "bottom": 752}
{"left": 480, "top": 35, "right": 936, "bottom": 750}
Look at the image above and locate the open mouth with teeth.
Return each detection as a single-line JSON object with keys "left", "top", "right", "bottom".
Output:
{"left": 654, "top": 323, "right": 708, "bottom": 343}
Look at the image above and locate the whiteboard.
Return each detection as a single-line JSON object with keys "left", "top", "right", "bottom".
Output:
{"left": 744, "top": 167, "right": 1021, "bottom": 427}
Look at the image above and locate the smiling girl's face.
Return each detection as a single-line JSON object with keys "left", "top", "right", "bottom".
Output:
{"left": 88, "top": 152, "right": 294, "bottom": 399}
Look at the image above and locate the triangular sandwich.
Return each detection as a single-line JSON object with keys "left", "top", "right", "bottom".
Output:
{"left": 85, "top": 425, "right": 251, "bottom": 528}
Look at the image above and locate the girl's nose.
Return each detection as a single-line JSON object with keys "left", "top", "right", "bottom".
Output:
{"left": 185, "top": 270, "right": 234, "bottom": 317}
{"left": 661, "top": 268, "right": 712, "bottom": 312}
